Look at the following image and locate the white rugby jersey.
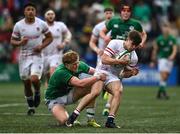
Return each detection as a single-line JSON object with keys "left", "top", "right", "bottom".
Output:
{"left": 12, "top": 17, "right": 49, "bottom": 56}
{"left": 98, "top": 39, "right": 138, "bottom": 76}
{"left": 92, "top": 21, "right": 111, "bottom": 65}
{"left": 43, "top": 21, "right": 69, "bottom": 56}
{"left": 92, "top": 21, "right": 108, "bottom": 50}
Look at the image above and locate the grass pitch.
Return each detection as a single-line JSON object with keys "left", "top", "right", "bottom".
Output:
{"left": 0, "top": 82, "right": 180, "bottom": 133}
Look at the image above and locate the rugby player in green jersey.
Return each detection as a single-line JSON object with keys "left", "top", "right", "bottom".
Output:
{"left": 100, "top": 3, "right": 147, "bottom": 116}
{"left": 150, "top": 21, "right": 177, "bottom": 99}
{"left": 45, "top": 51, "right": 106, "bottom": 126}
{"left": 100, "top": 4, "right": 147, "bottom": 48}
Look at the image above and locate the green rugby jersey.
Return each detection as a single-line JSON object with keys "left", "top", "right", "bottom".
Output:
{"left": 156, "top": 35, "right": 177, "bottom": 58}
{"left": 45, "top": 61, "right": 90, "bottom": 100}
{"left": 106, "top": 17, "right": 143, "bottom": 40}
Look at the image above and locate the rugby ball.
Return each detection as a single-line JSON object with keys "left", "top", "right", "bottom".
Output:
{"left": 115, "top": 50, "right": 131, "bottom": 61}
{"left": 114, "top": 50, "right": 131, "bottom": 68}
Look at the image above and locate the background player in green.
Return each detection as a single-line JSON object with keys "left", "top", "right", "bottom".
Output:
{"left": 45, "top": 50, "right": 106, "bottom": 126}
{"left": 150, "top": 21, "right": 177, "bottom": 99}
{"left": 100, "top": 4, "right": 147, "bottom": 48}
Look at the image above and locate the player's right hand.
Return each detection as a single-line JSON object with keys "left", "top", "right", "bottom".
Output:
{"left": 20, "top": 37, "right": 28, "bottom": 45}
{"left": 97, "top": 49, "right": 104, "bottom": 56}
{"left": 104, "top": 36, "right": 111, "bottom": 45}
{"left": 99, "top": 73, "right": 106, "bottom": 81}
{"left": 118, "top": 58, "right": 130, "bottom": 65}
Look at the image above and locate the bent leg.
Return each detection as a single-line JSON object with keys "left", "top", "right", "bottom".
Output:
{"left": 106, "top": 81, "right": 123, "bottom": 116}
{"left": 52, "top": 104, "right": 69, "bottom": 125}
{"left": 75, "top": 81, "right": 104, "bottom": 112}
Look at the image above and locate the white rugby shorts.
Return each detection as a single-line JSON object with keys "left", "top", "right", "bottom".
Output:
{"left": 158, "top": 58, "right": 173, "bottom": 73}
{"left": 19, "top": 55, "right": 43, "bottom": 80}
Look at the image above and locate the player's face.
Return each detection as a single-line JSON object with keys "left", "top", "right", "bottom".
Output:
{"left": 161, "top": 25, "right": 170, "bottom": 35}
{"left": 125, "top": 39, "right": 137, "bottom": 51}
{"left": 24, "top": 6, "right": 36, "bottom": 19}
{"left": 45, "top": 11, "right": 55, "bottom": 23}
{"left": 104, "top": 11, "right": 114, "bottom": 20}
{"left": 68, "top": 61, "right": 80, "bottom": 72}
{"left": 120, "top": 8, "right": 131, "bottom": 21}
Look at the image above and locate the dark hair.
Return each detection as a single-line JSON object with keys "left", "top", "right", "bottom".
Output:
{"left": 104, "top": 7, "right": 113, "bottom": 12}
{"left": 128, "top": 30, "right": 142, "bottom": 46}
{"left": 62, "top": 50, "right": 79, "bottom": 65}
{"left": 23, "top": 3, "right": 37, "bottom": 10}
{"left": 44, "top": 8, "right": 55, "bottom": 15}
{"left": 120, "top": 4, "right": 131, "bottom": 12}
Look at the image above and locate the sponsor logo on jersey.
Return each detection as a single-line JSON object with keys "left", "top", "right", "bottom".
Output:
{"left": 113, "top": 24, "right": 119, "bottom": 28}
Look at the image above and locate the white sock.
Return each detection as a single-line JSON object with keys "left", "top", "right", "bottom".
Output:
{"left": 86, "top": 107, "right": 95, "bottom": 120}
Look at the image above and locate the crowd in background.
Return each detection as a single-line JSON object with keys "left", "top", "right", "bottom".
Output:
{"left": 0, "top": 0, "right": 180, "bottom": 67}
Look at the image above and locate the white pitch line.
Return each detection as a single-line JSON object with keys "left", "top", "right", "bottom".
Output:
{"left": 0, "top": 103, "right": 51, "bottom": 116}
{"left": 0, "top": 103, "right": 25, "bottom": 108}
{"left": 0, "top": 112, "right": 51, "bottom": 116}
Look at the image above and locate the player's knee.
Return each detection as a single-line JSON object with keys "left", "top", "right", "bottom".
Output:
{"left": 31, "top": 75, "right": 39, "bottom": 83}
{"left": 113, "top": 89, "right": 122, "bottom": 98}
{"left": 91, "top": 90, "right": 101, "bottom": 98}
{"left": 59, "top": 116, "right": 68, "bottom": 124}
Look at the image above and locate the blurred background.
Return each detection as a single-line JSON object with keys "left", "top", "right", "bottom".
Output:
{"left": 0, "top": 0, "right": 179, "bottom": 86}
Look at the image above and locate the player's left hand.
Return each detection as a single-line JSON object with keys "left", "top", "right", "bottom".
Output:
{"left": 168, "top": 55, "right": 175, "bottom": 61}
{"left": 131, "top": 68, "right": 139, "bottom": 76}
{"left": 57, "top": 43, "right": 65, "bottom": 50}
{"left": 33, "top": 45, "right": 43, "bottom": 53}
{"left": 138, "top": 42, "right": 145, "bottom": 49}
{"left": 97, "top": 49, "right": 104, "bottom": 56}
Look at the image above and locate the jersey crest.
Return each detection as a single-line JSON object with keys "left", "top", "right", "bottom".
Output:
{"left": 36, "top": 27, "right": 40, "bottom": 31}
{"left": 129, "top": 26, "right": 134, "bottom": 31}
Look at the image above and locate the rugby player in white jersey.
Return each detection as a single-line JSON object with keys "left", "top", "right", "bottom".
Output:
{"left": 10, "top": 3, "right": 53, "bottom": 115}
{"left": 43, "top": 9, "right": 72, "bottom": 85}
{"left": 66, "top": 30, "right": 142, "bottom": 128}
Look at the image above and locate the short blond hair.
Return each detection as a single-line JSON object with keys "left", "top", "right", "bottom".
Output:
{"left": 62, "top": 50, "right": 79, "bottom": 65}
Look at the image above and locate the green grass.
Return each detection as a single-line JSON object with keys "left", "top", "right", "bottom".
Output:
{"left": 0, "top": 83, "right": 180, "bottom": 133}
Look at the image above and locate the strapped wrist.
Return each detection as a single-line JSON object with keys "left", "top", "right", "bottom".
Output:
{"left": 95, "top": 75, "right": 101, "bottom": 80}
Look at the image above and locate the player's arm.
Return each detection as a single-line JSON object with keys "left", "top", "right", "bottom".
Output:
{"left": 168, "top": 44, "right": 177, "bottom": 61}
{"left": 89, "top": 35, "right": 104, "bottom": 56}
{"left": 69, "top": 74, "right": 106, "bottom": 88}
{"left": 119, "top": 66, "right": 139, "bottom": 78}
{"left": 10, "top": 36, "right": 28, "bottom": 46}
{"left": 40, "top": 32, "right": 53, "bottom": 49}
{"left": 10, "top": 24, "right": 28, "bottom": 47}
{"left": 87, "top": 67, "right": 95, "bottom": 75}
{"left": 100, "top": 26, "right": 111, "bottom": 44}
{"left": 33, "top": 31, "right": 53, "bottom": 53}
{"left": 58, "top": 29, "right": 72, "bottom": 50}
{"left": 150, "top": 41, "right": 158, "bottom": 67}
{"left": 139, "top": 29, "right": 147, "bottom": 48}
{"left": 101, "top": 53, "right": 129, "bottom": 66}
{"left": 63, "top": 29, "right": 72, "bottom": 44}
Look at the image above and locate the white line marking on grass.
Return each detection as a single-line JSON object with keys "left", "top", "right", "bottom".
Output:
{"left": 0, "top": 112, "right": 51, "bottom": 116}
{"left": 0, "top": 103, "right": 25, "bottom": 108}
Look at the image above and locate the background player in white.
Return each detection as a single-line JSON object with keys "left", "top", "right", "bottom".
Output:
{"left": 10, "top": 3, "right": 53, "bottom": 115}
{"left": 66, "top": 30, "right": 142, "bottom": 128}
{"left": 43, "top": 9, "right": 72, "bottom": 86}
{"left": 89, "top": 7, "right": 114, "bottom": 116}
